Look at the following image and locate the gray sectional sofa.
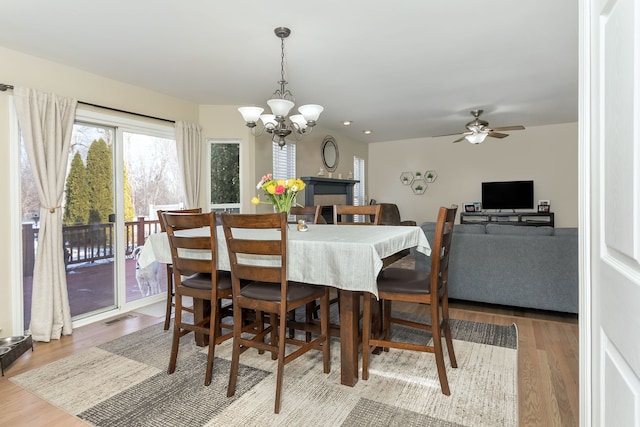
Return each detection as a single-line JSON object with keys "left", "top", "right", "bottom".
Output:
{"left": 411, "top": 222, "right": 579, "bottom": 313}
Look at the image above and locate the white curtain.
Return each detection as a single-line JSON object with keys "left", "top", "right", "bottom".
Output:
{"left": 14, "top": 87, "right": 77, "bottom": 342}
{"left": 175, "top": 121, "right": 203, "bottom": 209}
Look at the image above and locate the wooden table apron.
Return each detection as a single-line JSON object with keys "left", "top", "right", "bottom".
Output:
{"left": 138, "top": 224, "right": 431, "bottom": 387}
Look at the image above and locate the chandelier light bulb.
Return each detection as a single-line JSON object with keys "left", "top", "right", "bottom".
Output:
{"left": 289, "top": 114, "right": 307, "bottom": 130}
{"left": 260, "top": 114, "right": 277, "bottom": 128}
{"left": 238, "top": 106, "right": 264, "bottom": 124}
{"left": 267, "top": 99, "right": 295, "bottom": 117}
{"left": 298, "top": 104, "right": 324, "bottom": 123}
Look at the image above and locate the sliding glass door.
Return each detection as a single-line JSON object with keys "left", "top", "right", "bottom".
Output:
{"left": 21, "top": 110, "right": 179, "bottom": 328}
{"left": 122, "top": 131, "right": 181, "bottom": 304}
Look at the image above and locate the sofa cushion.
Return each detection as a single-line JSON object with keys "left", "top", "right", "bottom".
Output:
{"left": 485, "top": 224, "right": 555, "bottom": 236}
{"left": 455, "top": 223, "right": 487, "bottom": 234}
{"left": 554, "top": 227, "right": 578, "bottom": 236}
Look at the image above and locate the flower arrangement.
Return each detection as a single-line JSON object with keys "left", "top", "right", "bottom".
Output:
{"left": 251, "top": 173, "right": 306, "bottom": 214}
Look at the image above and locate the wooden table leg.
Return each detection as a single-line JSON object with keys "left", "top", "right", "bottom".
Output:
{"left": 339, "top": 289, "right": 360, "bottom": 386}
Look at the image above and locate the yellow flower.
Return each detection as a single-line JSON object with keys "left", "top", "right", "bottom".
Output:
{"left": 295, "top": 179, "right": 306, "bottom": 191}
{"left": 265, "top": 182, "right": 276, "bottom": 194}
{"left": 251, "top": 196, "right": 260, "bottom": 205}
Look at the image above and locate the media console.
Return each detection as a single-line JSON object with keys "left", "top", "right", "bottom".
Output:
{"left": 460, "top": 211, "right": 554, "bottom": 227}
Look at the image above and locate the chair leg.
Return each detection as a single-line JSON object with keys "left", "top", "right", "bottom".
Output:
{"left": 287, "top": 311, "right": 295, "bottom": 339}
{"left": 163, "top": 265, "right": 173, "bottom": 330}
{"left": 167, "top": 291, "right": 182, "bottom": 375}
{"left": 274, "top": 309, "right": 288, "bottom": 414}
{"left": 441, "top": 293, "right": 457, "bottom": 368}
{"left": 320, "top": 289, "right": 331, "bottom": 374}
{"left": 383, "top": 299, "right": 392, "bottom": 351}
{"left": 431, "top": 303, "right": 450, "bottom": 396}
{"left": 361, "top": 293, "right": 372, "bottom": 381}
{"left": 270, "top": 313, "right": 279, "bottom": 360}
{"left": 227, "top": 303, "right": 244, "bottom": 398}
{"left": 204, "top": 296, "right": 219, "bottom": 386}
{"left": 256, "top": 310, "right": 265, "bottom": 355}
{"left": 305, "top": 301, "right": 315, "bottom": 342}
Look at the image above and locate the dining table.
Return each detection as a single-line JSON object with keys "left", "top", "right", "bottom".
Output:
{"left": 137, "top": 223, "right": 431, "bottom": 386}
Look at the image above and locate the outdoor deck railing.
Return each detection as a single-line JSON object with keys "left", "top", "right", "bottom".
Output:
{"left": 22, "top": 216, "right": 162, "bottom": 276}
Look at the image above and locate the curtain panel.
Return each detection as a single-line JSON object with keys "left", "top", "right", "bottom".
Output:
{"left": 14, "top": 87, "right": 78, "bottom": 342}
{"left": 175, "top": 121, "right": 203, "bottom": 209}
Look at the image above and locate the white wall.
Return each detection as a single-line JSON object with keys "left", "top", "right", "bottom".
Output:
{"left": 368, "top": 122, "right": 578, "bottom": 227}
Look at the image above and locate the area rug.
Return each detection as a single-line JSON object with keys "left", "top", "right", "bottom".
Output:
{"left": 11, "top": 310, "right": 517, "bottom": 427}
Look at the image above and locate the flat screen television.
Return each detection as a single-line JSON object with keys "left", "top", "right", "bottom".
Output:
{"left": 481, "top": 180, "right": 534, "bottom": 210}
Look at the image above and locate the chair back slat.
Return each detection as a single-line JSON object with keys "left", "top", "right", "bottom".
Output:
{"left": 157, "top": 208, "right": 203, "bottom": 232}
{"left": 333, "top": 204, "right": 382, "bottom": 225}
{"left": 289, "top": 205, "right": 322, "bottom": 224}
{"left": 227, "top": 238, "right": 283, "bottom": 256}
{"left": 234, "top": 264, "right": 283, "bottom": 283}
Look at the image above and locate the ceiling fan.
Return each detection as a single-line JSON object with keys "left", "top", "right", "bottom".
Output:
{"left": 444, "top": 110, "right": 525, "bottom": 144}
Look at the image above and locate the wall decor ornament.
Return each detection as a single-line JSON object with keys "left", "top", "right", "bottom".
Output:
{"left": 425, "top": 170, "right": 437, "bottom": 183}
{"left": 411, "top": 179, "right": 427, "bottom": 195}
{"left": 400, "top": 172, "right": 414, "bottom": 185}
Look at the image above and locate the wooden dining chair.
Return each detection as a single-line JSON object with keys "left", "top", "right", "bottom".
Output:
{"left": 157, "top": 208, "right": 202, "bottom": 330}
{"left": 220, "top": 212, "right": 330, "bottom": 414}
{"left": 362, "top": 205, "right": 458, "bottom": 395}
{"left": 164, "top": 211, "right": 233, "bottom": 386}
{"left": 289, "top": 205, "right": 323, "bottom": 224}
{"left": 333, "top": 204, "right": 382, "bottom": 225}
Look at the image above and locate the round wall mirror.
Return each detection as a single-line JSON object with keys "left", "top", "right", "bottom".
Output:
{"left": 321, "top": 135, "right": 339, "bottom": 172}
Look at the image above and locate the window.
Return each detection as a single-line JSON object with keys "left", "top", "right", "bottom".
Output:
{"left": 272, "top": 140, "right": 296, "bottom": 179}
{"left": 209, "top": 139, "right": 240, "bottom": 213}
{"left": 353, "top": 156, "right": 366, "bottom": 222}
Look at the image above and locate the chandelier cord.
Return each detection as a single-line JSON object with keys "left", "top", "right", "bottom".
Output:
{"left": 279, "top": 36, "right": 288, "bottom": 96}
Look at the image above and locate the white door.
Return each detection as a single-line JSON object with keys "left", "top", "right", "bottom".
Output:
{"left": 583, "top": 0, "right": 640, "bottom": 424}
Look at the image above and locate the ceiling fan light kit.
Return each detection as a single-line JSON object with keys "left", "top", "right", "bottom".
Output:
{"left": 238, "top": 27, "right": 323, "bottom": 148}
{"left": 465, "top": 132, "right": 488, "bottom": 144}
{"left": 446, "top": 110, "right": 525, "bottom": 144}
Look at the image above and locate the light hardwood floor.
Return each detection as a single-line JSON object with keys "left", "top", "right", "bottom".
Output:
{"left": 0, "top": 301, "right": 578, "bottom": 427}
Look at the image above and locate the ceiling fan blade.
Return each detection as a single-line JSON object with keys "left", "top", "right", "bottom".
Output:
{"left": 490, "top": 125, "right": 525, "bottom": 132}
{"left": 487, "top": 132, "right": 509, "bottom": 139}
{"left": 433, "top": 131, "right": 465, "bottom": 138}
{"left": 452, "top": 135, "right": 467, "bottom": 143}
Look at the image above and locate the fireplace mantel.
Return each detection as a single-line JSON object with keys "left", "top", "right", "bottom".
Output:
{"left": 301, "top": 176, "right": 359, "bottom": 207}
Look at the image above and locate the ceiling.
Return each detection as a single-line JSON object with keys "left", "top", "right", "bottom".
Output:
{"left": 0, "top": 1, "right": 578, "bottom": 143}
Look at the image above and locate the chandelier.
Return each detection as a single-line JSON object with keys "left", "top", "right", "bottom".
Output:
{"left": 238, "top": 27, "right": 323, "bottom": 148}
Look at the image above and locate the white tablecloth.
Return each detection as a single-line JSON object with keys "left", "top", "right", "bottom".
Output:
{"left": 137, "top": 224, "right": 430, "bottom": 298}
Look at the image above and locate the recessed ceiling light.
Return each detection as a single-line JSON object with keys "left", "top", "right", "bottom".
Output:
{"left": 363, "top": 130, "right": 372, "bottom": 135}
{"left": 342, "top": 120, "right": 352, "bottom": 126}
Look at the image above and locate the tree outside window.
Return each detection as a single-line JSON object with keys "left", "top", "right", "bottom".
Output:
{"left": 210, "top": 140, "right": 240, "bottom": 213}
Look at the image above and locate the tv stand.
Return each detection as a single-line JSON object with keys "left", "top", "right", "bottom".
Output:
{"left": 460, "top": 211, "right": 554, "bottom": 227}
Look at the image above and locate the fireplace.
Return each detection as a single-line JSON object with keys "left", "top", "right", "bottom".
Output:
{"left": 301, "top": 176, "right": 359, "bottom": 223}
